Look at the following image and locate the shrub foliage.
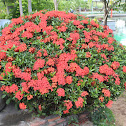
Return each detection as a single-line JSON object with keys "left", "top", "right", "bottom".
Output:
{"left": 0, "top": 10, "right": 126, "bottom": 116}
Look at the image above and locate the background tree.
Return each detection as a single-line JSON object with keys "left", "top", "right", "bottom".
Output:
{"left": 28, "top": 0, "right": 32, "bottom": 13}
{"left": 0, "top": 0, "right": 125, "bottom": 21}
{"left": 19, "top": 0, "right": 23, "bottom": 16}
{"left": 0, "top": 0, "right": 54, "bottom": 19}
{"left": 53, "top": 0, "right": 57, "bottom": 10}
{"left": 58, "top": 0, "right": 88, "bottom": 12}
{"left": 103, "top": 0, "right": 122, "bottom": 25}
{"left": 0, "top": 0, "right": 6, "bottom": 18}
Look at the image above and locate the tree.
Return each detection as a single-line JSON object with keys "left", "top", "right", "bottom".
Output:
{"left": 102, "top": 0, "right": 121, "bottom": 25}
{"left": 53, "top": 0, "right": 57, "bottom": 10}
{"left": 53, "top": 0, "right": 61, "bottom": 10}
{"left": 19, "top": 0, "right": 23, "bottom": 16}
{"left": 28, "top": 0, "right": 32, "bottom": 13}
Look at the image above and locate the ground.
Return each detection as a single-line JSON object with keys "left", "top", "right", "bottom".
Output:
{"left": 110, "top": 91, "right": 126, "bottom": 126}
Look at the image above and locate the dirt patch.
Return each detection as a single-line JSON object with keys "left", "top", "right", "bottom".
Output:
{"left": 1, "top": 111, "right": 32, "bottom": 126}
{"left": 110, "top": 91, "right": 126, "bottom": 126}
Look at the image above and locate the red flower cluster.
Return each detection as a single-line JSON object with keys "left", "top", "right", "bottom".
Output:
{"left": 99, "top": 96, "right": 104, "bottom": 102}
{"left": 65, "top": 76, "right": 73, "bottom": 84}
{"left": 102, "top": 89, "right": 111, "bottom": 97}
{"left": 105, "top": 100, "right": 113, "bottom": 108}
{"left": 75, "top": 97, "right": 84, "bottom": 108}
{"left": 101, "top": 53, "right": 109, "bottom": 62}
{"left": 99, "top": 64, "right": 115, "bottom": 76}
{"left": 123, "top": 66, "right": 126, "bottom": 73}
{"left": 27, "top": 95, "right": 33, "bottom": 100}
{"left": 33, "top": 59, "right": 45, "bottom": 70}
{"left": 67, "top": 33, "right": 80, "bottom": 44}
{"left": 56, "top": 88, "right": 65, "bottom": 97}
{"left": 63, "top": 100, "right": 73, "bottom": 114}
{"left": 28, "top": 77, "right": 53, "bottom": 95}
{"left": 81, "top": 91, "right": 89, "bottom": 97}
{"left": 124, "top": 82, "right": 126, "bottom": 90}
{"left": 58, "top": 23, "right": 68, "bottom": 32}
{"left": 10, "top": 84, "right": 18, "bottom": 93}
{"left": 38, "top": 105, "right": 42, "bottom": 111}
{"left": 15, "top": 90, "right": 24, "bottom": 100}
{"left": 108, "top": 37, "right": 114, "bottom": 44}
{"left": 14, "top": 43, "right": 27, "bottom": 52}
{"left": 19, "top": 102, "right": 26, "bottom": 110}
{"left": 92, "top": 73, "right": 104, "bottom": 83}
{"left": 90, "top": 20, "right": 99, "bottom": 28}
{"left": 67, "top": 63, "right": 89, "bottom": 78}
{"left": 111, "top": 61, "right": 120, "bottom": 70}
{"left": 86, "top": 52, "right": 91, "bottom": 58}
{"left": 5, "top": 62, "right": 12, "bottom": 74}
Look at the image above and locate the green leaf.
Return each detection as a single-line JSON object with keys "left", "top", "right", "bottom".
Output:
{"left": 6, "top": 98, "right": 11, "bottom": 105}
{"left": 2, "top": 94, "right": 6, "bottom": 99}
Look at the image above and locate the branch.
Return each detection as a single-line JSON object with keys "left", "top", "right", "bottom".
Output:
{"left": 107, "top": 0, "right": 109, "bottom": 8}
{"left": 108, "top": 0, "right": 121, "bottom": 12}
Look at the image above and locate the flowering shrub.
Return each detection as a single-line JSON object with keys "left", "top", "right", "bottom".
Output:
{"left": 0, "top": 10, "right": 126, "bottom": 116}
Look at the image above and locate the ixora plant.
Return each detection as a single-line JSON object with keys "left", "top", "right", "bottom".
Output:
{"left": 0, "top": 10, "right": 126, "bottom": 116}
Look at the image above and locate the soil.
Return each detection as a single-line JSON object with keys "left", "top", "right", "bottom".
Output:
{"left": 110, "top": 91, "right": 126, "bottom": 126}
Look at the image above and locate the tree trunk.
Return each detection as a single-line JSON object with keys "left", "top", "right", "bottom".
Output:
{"left": 28, "top": 0, "right": 32, "bottom": 13}
{"left": 53, "top": 0, "right": 58, "bottom": 10}
{"left": 19, "top": 0, "right": 23, "bottom": 16}
{"left": 104, "top": 14, "right": 107, "bottom": 26}
{"left": 103, "top": 0, "right": 109, "bottom": 26}
{"left": 103, "top": 0, "right": 108, "bottom": 26}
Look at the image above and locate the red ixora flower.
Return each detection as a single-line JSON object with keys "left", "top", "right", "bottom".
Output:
{"left": 92, "top": 73, "right": 104, "bottom": 83}
{"left": 63, "top": 100, "right": 73, "bottom": 114}
{"left": 73, "top": 20, "right": 80, "bottom": 25}
{"left": 56, "top": 88, "right": 65, "bottom": 97}
{"left": 123, "top": 66, "right": 126, "bottom": 73}
{"left": 10, "top": 84, "right": 18, "bottom": 93}
{"left": 33, "top": 59, "right": 45, "bottom": 70}
{"left": 86, "top": 52, "right": 91, "bottom": 58}
{"left": 38, "top": 105, "right": 42, "bottom": 111}
{"left": 14, "top": 43, "right": 27, "bottom": 52}
{"left": 19, "top": 102, "right": 26, "bottom": 110}
{"left": 65, "top": 76, "right": 73, "bottom": 84}
{"left": 124, "top": 82, "right": 126, "bottom": 90}
{"left": 111, "top": 61, "right": 120, "bottom": 70}
{"left": 63, "top": 109, "right": 69, "bottom": 114}
{"left": 75, "top": 97, "right": 84, "bottom": 108}
{"left": 46, "top": 58, "right": 55, "bottom": 66}
{"left": 105, "top": 100, "right": 113, "bottom": 108}
{"left": 102, "top": 89, "right": 111, "bottom": 97}
{"left": 99, "top": 96, "right": 104, "bottom": 102}
{"left": 5, "top": 62, "right": 12, "bottom": 74}
{"left": 27, "top": 95, "right": 33, "bottom": 100}
{"left": 81, "top": 91, "right": 88, "bottom": 97}
{"left": 15, "top": 90, "right": 24, "bottom": 100}
{"left": 29, "top": 47, "right": 36, "bottom": 53}
{"left": 0, "top": 85, "right": 6, "bottom": 91}
{"left": 64, "top": 100, "right": 73, "bottom": 110}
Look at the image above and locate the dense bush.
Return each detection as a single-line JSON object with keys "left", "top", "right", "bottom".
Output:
{"left": 0, "top": 10, "right": 126, "bottom": 116}
{"left": 90, "top": 107, "right": 115, "bottom": 126}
